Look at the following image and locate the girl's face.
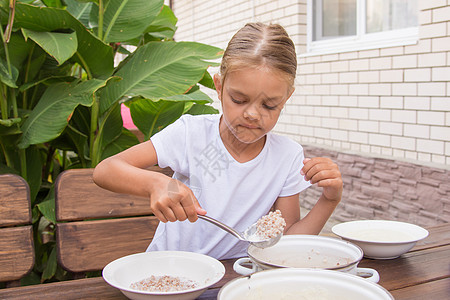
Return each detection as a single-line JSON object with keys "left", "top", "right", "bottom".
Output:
{"left": 214, "top": 67, "right": 294, "bottom": 145}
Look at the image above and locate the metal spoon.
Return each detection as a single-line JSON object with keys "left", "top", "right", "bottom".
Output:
{"left": 197, "top": 215, "right": 282, "bottom": 248}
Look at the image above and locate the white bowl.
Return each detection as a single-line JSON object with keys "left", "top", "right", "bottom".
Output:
{"left": 102, "top": 251, "right": 225, "bottom": 300}
{"left": 218, "top": 268, "right": 393, "bottom": 300}
{"left": 332, "top": 220, "right": 429, "bottom": 259}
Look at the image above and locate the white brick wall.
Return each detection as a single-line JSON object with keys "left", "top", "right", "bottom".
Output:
{"left": 171, "top": 0, "right": 450, "bottom": 167}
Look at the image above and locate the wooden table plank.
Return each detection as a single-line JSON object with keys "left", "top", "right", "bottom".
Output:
{"left": 360, "top": 244, "right": 450, "bottom": 291}
{"left": 411, "top": 223, "right": 450, "bottom": 251}
{"left": 390, "top": 277, "right": 450, "bottom": 300}
{"left": 0, "top": 277, "right": 126, "bottom": 300}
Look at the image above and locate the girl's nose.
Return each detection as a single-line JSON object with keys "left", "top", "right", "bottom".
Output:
{"left": 243, "top": 105, "right": 260, "bottom": 120}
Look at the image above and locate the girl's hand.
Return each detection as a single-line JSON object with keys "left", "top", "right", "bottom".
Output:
{"left": 301, "top": 157, "right": 343, "bottom": 203}
{"left": 149, "top": 175, "right": 206, "bottom": 223}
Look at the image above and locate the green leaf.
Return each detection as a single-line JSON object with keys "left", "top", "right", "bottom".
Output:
{"left": 19, "top": 76, "right": 76, "bottom": 92}
{"left": 42, "top": 0, "right": 65, "bottom": 8}
{"left": 185, "top": 104, "right": 219, "bottom": 116}
{"left": 41, "top": 246, "right": 57, "bottom": 282}
{"left": 149, "top": 89, "right": 214, "bottom": 104}
{"left": 128, "top": 98, "right": 184, "bottom": 138}
{"left": 198, "top": 70, "right": 215, "bottom": 90}
{"left": 64, "top": 0, "right": 93, "bottom": 28}
{"left": 0, "top": 56, "right": 19, "bottom": 88}
{"left": 26, "top": 146, "right": 42, "bottom": 203}
{"left": 22, "top": 29, "right": 78, "bottom": 65}
{"left": 144, "top": 4, "right": 177, "bottom": 40}
{"left": 21, "top": 271, "right": 42, "bottom": 286}
{"left": 5, "top": 2, "right": 114, "bottom": 78}
{"left": 0, "top": 163, "right": 20, "bottom": 175}
{"left": 37, "top": 197, "right": 56, "bottom": 224}
{"left": 101, "top": 128, "right": 139, "bottom": 160}
{"left": 0, "top": 31, "right": 33, "bottom": 72}
{"left": 102, "top": 0, "right": 164, "bottom": 43}
{"left": 18, "top": 79, "right": 109, "bottom": 148}
{"left": 99, "top": 41, "right": 222, "bottom": 114}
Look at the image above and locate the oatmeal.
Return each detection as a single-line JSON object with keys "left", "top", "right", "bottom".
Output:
{"left": 130, "top": 275, "right": 198, "bottom": 292}
{"left": 254, "top": 210, "right": 286, "bottom": 239}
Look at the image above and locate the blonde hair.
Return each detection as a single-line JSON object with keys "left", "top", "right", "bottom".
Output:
{"left": 220, "top": 22, "right": 297, "bottom": 87}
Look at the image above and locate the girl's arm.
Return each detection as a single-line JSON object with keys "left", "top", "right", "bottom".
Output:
{"left": 93, "top": 140, "right": 204, "bottom": 223}
{"left": 275, "top": 157, "right": 343, "bottom": 235}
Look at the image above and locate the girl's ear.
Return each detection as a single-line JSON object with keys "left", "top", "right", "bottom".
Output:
{"left": 213, "top": 73, "right": 222, "bottom": 100}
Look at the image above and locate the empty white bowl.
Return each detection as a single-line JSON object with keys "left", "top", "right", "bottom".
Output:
{"left": 102, "top": 251, "right": 225, "bottom": 300}
{"left": 332, "top": 220, "right": 429, "bottom": 259}
{"left": 218, "top": 268, "right": 394, "bottom": 300}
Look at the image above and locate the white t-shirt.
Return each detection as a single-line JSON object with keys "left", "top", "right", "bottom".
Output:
{"left": 147, "top": 114, "right": 311, "bottom": 259}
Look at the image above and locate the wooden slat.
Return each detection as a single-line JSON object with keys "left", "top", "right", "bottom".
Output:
{"left": 360, "top": 244, "right": 450, "bottom": 291}
{"left": 412, "top": 223, "right": 450, "bottom": 251}
{"left": 0, "top": 226, "right": 34, "bottom": 281}
{"left": 0, "top": 174, "right": 31, "bottom": 227}
{"left": 55, "top": 167, "right": 173, "bottom": 221}
{"left": 56, "top": 216, "right": 159, "bottom": 272}
{"left": 0, "top": 277, "right": 126, "bottom": 300}
{"left": 390, "top": 277, "right": 450, "bottom": 300}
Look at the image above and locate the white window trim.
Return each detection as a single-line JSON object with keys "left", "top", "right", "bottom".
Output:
{"left": 303, "top": 0, "right": 419, "bottom": 57}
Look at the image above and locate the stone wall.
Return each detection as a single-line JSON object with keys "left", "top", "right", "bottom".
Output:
{"left": 301, "top": 145, "right": 450, "bottom": 227}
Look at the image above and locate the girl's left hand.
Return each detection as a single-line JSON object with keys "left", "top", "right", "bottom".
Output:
{"left": 301, "top": 157, "right": 343, "bottom": 202}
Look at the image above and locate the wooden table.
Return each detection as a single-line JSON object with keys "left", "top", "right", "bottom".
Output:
{"left": 1, "top": 223, "right": 448, "bottom": 299}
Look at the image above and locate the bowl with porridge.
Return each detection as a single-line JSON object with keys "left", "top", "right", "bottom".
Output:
{"left": 234, "top": 235, "right": 379, "bottom": 282}
{"left": 102, "top": 251, "right": 225, "bottom": 300}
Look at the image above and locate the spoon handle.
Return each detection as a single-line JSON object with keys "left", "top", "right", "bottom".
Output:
{"left": 198, "top": 215, "right": 245, "bottom": 241}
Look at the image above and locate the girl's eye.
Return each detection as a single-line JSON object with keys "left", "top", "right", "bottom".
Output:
{"left": 263, "top": 103, "right": 277, "bottom": 110}
{"left": 231, "top": 98, "right": 244, "bottom": 104}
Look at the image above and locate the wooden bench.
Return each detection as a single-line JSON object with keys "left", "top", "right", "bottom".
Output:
{"left": 55, "top": 166, "right": 173, "bottom": 277}
{"left": 0, "top": 174, "right": 34, "bottom": 288}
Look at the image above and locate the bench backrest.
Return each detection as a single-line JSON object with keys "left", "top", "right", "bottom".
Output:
{"left": 55, "top": 167, "right": 173, "bottom": 273}
{"left": 0, "top": 174, "right": 34, "bottom": 287}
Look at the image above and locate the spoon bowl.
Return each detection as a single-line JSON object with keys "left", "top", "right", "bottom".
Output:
{"left": 197, "top": 215, "right": 282, "bottom": 248}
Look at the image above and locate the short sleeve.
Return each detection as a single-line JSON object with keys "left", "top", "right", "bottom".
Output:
{"left": 150, "top": 116, "right": 188, "bottom": 174}
{"left": 278, "top": 145, "right": 311, "bottom": 197}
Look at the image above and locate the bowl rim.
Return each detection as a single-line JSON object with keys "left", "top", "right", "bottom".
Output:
{"left": 247, "top": 235, "right": 364, "bottom": 270}
{"left": 102, "top": 251, "right": 225, "bottom": 296}
{"left": 332, "top": 220, "right": 429, "bottom": 244}
{"left": 217, "top": 268, "right": 394, "bottom": 299}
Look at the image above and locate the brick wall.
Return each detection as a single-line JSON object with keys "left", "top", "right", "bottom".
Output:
{"left": 302, "top": 145, "right": 450, "bottom": 227}
{"left": 279, "top": 0, "right": 450, "bottom": 167}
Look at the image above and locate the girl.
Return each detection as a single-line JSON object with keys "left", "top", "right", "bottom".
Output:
{"left": 93, "top": 22, "right": 343, "bottom": 260}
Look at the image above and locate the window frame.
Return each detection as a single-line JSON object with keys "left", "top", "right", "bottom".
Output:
{"left": 305, "top": 0, "right": 419, "bottom": 56}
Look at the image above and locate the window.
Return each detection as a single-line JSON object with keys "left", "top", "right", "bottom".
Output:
{"left": 307, "top": 0, "right": 418, "bottom": 55}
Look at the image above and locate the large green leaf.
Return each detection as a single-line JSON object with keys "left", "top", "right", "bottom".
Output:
{"left": 186, "top": 104, "right": 219, "bottom": 116}
{"left": 22, "top": 29, "right": 78, "bottom": 65}
{"left": 0, "top": 31, "right": 33, "bottom": 72}
{"left": 100, "top": 128, "right": 139, "bottom": 160}
{"left": 101, "top": 0, "right": 163, "bottom": 43}
{"left": 100, "top": 41, "right": 222, "bottom": 114}
{"left": 2, "top": 2, "right": 114, "bottom": 78}
{"left": 94, "top": 101, "right": 123, "bottom": 164}
{"left": 64, "top": 0, "right": 93, "bottom": 28}
{"left": 18, "top": 79, "right": 109, "bottom": 148}
{"left": 128, "top": 98, "right": 185, "bottom": 139}
{"left": 144, "top": 4, "right": 177, "bottom": 40}
{"left": 149, "top": 89, "right": 214, "bottom": 104}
